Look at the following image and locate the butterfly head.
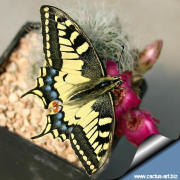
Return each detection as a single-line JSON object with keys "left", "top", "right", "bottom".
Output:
{"left": 97, "top": 76, "right": 123, "bottom": 94}
{"left": 113, "top": 75, "right": 124, "bottom": 88}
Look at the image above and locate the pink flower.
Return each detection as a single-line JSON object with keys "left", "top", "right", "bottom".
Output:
{"left": 114, "top": 87, "right": 141, "bottom": 120}
{"left": 106, "top": 60, "right": 141, "bottom": 119}
{"left": 115, "top": 109, "right": 159, "bottom": 146}
{"left": 106, "top": 60, "right": 119, "bottom": 76}
{"left": 135, "top": 40, "right": 163, "bottom": 73}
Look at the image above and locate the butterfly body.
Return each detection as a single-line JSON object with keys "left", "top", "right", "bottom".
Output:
{"left": 22, "top": 5, "right": 122, "bottom": 176}
{"left": 63, "top": 75, "right": 121, "bottom": 106}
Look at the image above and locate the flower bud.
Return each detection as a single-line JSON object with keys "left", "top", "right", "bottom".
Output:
{"left": 135, "top": 40, "right": 163, "bottom": 73}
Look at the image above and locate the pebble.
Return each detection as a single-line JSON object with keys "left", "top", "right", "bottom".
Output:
{"left": 20, "top": 81, "right": 28, "bottom": 90}
{"left": 7, "top": 111, "right": 15, "bottom": 119}
{"left": 23, "top": 109, "right": 30, "bottom": 117}
{"left": 16, "top": 89, "right": 23, "bottom": 97}
{"left": 0, "top": 96, "right": 8, "bottom": 104}
{"left": 66, "top": 154, "right": 78, "bottom": 163}
{"left": 9, "top": 93, "right": 18, "bottom": 103}
{"left": 9, "top": 82, "right": 18, "bottom": 92}
{"left": 7, "top": 62, "right": 17, "bottom": 73}
{"left": 0, "top": 114, "right": 6, "bottom": 121}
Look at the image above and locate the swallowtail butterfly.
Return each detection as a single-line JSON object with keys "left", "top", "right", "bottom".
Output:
{"left": 22, "top": 5, "right": 122, "bottom": 176}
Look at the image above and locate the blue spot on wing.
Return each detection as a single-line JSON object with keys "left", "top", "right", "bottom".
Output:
{"left": 50, "top": 91, "right": 58, "bottom": 99}
{"left": 50, "top": 68, "right": 56, "bottom": 75}
{"left": 55, "top": 120, "right": 61, "bottom": 127}
{"left": 61, "top": 124, "right": 67, "bottom": 131}
{"left": 56, "top": 112, "right": 63, "bottom": 119}
{"left": 44, "top": 85, "right": 51, "bottom": 91}
{"left": 45, "top": 76, "right": 53, "bottom": 84}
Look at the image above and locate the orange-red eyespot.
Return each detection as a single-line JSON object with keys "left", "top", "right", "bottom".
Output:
{"left": 48, "top": 100, "right": 62, "bottom": 114}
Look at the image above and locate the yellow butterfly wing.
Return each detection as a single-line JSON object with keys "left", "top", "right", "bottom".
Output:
{"left": 41, "top": 5, "right": 104, "bottom": 79}
{"left": 23, "top": 5, "right": 115, "bottom": 175}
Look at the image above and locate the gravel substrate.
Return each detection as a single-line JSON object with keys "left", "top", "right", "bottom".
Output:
{"left": 0, "top": 32, "right": 82, "bottom": 168}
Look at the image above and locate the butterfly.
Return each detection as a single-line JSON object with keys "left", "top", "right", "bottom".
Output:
{"left": 22, "top": 5, "right": 122, "bottom": 176}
